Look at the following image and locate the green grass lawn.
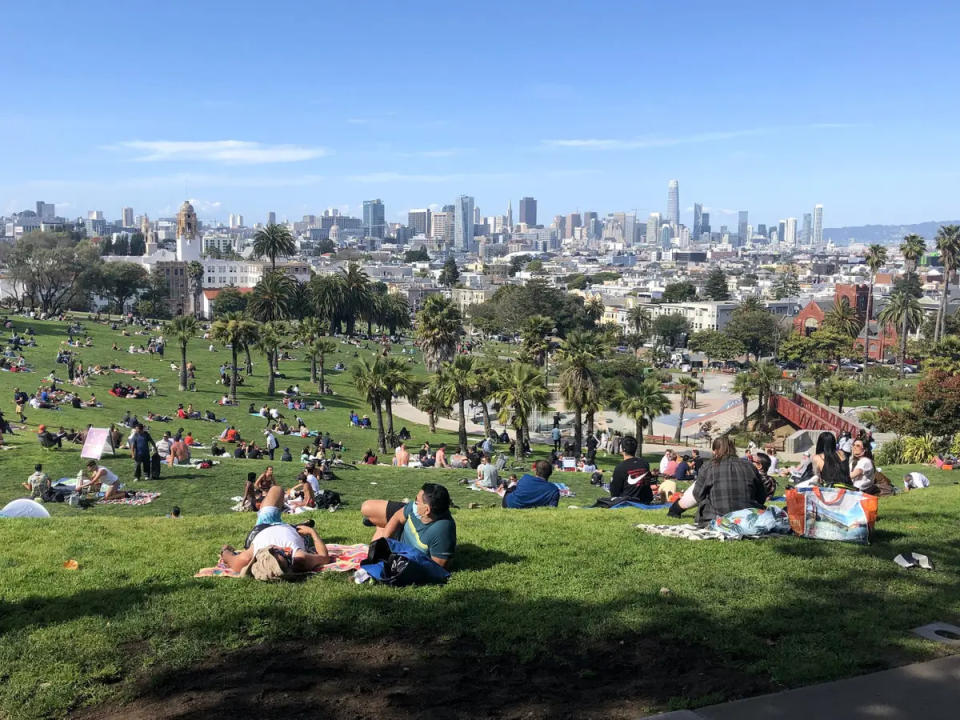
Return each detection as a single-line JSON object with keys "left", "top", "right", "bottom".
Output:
{"left": 0, "top": 316, "right": 958, "bottom": 719}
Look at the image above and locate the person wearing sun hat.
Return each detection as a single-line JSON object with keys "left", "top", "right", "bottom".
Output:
{"left": 218, "top": 485, "right": 331, "bottom": 580}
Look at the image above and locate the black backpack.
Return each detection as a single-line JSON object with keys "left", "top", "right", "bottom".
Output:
{"left": 315, "top": 489, "right": 341, "bottom": 509}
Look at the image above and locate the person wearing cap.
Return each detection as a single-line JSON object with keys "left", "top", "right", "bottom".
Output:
{"left": 361, "top": 483, "right": 457, "bottom": 568}
{"left": 609, "top": 435, "right": 654, "bottom": 504}
{"left": 220, "top": 485, "right": 331, "bottom": 579}
{"left": 36, "top": 425, "right": 64, "bottom": 449}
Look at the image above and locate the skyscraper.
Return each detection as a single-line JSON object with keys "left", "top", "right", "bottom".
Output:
{"left": 506, "top": 200, "right": 513, "bottom": 231}
{"left": 646, "top": 212, "right": 661, "bottom": 246}
{"left": 582, "top": 211, "right": 598, "bottom": 240}
{"left": 813, "top": 204, "right": 823, "bottom": 245}
{"left": 693, "top": 203, "right": 703, "bottom": 239}
{"left": 453, "top": 195, "right": 474, "bottom": 250}
{"left": 785, "top": 217, "right": 798, "bottom": 247}
{"left": 701, "top": 212, "right": 710, "bottom": 236}
{"left": 122, "top": 207, "right": 134, "bottom": 227}
{"left": 659, "top": 224, "right": 674, "bottom": 250}
{"left": 408, "top": 209, "right": 431, "bottom": 235}
{"left": 430, "top": 209, "right": 453, "bottom": 244}
{"left": 363, "top": 199, "right": 385, "bottom": 239}
{"left": 519, "top": 196, "right": 537, "bottom": 226}
{"left": 801, "top": 213, "right": 812, "bottom": 245}
{"left": 667, "top": 179, "right": 679, "bottom": 228}
{"left": 36, "top": 201, "right": 54, "bottom": 220}
{"left": 738, "top": 211, "right": 748, "bottom": 246}
{"left": 566, "top": 213, "right": 582, "bottom": 239}
{"left": 268, "top": 211, "right": 276, "bottom": 225}
{"left": 778, "top": 220, "right": 786, "bottom": 245}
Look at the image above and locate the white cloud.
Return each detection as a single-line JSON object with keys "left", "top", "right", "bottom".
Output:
{"left": 108, "top": 140, "right": 330, "bottom": 164}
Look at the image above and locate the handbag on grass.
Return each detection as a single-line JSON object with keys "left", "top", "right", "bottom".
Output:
{"left": 786, "top": 487, "right": 878, "bottom": 545}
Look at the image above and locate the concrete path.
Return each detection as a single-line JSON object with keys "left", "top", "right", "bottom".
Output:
{"left": 646, "top": 654, "right": 960, "bottom": 720}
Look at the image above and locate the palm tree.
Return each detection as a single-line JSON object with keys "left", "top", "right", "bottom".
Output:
{"left": 247, "top": 270, "right": 296, "bottom": 322}
{"left": 749, "top": 360, "right": 782, "bottom": 429}
{"left": 340, "top": 263, "right": 371, "bottom": 335}
{"left": 934, "top": 225, "right": 960, "bottom": 342}
{"left": 416, "top": 294, "right": 463, "bottom": 371}
{"left": 672, "top": 375, "right": 700, "bottom": 442}
{"left": 381, "top": 294, "right": 411, "bottom": 336}
{"left": 436, "top": 354, "right": 476, "bottom": 452}
{"left": 414, "top": 378, "right": 452, "bottom": 434}
{"left": 256, "top": 322, "right": 285, "bottom": 396}
{"left": 520, "top": 315, "right": 553, "bottom": 367}
{"left": 805, "top": 362, "right": 833, "bottom": 400}
{"left": 823, "top": 298, "right": 862, "bottom": 338}
{"left": 493, "top": 363, "right": 550, "bottom": 461}
{"left": 352, "top": 356, "right": 388, "bottom": 453}
{"left": 312, "top": 338, "right": 338, "bottom": 394}
{"left": 211, "top": 311, "right": 259, "bottom": 402}
{"left": 878, "top": 291, "right": 923, "bottom": 378}
{"left": 901, "top": 233, "right": 926, "bottom": 274}
{"left": 252, "top": 223, "right": 296, "bottom": 270}
{"left": 296, "top": 317, "right": 325, "bottom": 383}
{"left": 168, "top": 315, "right": 199, "bottom": 391}
{"left": 556, "top": 330, "right": 601, "bottom": 455}
{"left": 470, "top": 354, "right": 500, "bottom": 437}
{"left": 823, "top": 377, "right": 857, "bottom": 413}
{"left": 627, "top": 304, "right": 653, "bottom": 341}
{"left": 309, "top": 274, "right": 347, "bottom": 333}
{"left": 861, "top": 244, "right": 888, "bottom": 375}
{"left": 614, "top": 379, "right": 670, "bottom": 456}
{"left": 187, "top": 261, "right": 205, "bottom": 318}
{"left": 585, "top": 296, "right": 604, "bottom": 324}
{"left": 730, "top": 372, "right": 755, "bottom": 427}
{"left": 381, "top": 356, "right": 418, "bottom": 441}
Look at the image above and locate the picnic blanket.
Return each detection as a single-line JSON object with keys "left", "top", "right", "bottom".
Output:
{"left": 194, "top": 543, "right": 369, "bottom": 578}
{"left": 112, "top": 368, "right": 138, "bottom": 374}
{"left": 552, "top": 482, "right": 575, "bottom": 498}
{"left": 637, "top": 523, "right": 730, "bottom": 541}
{"left": 98, "top": 491, "right": 161, "bottom": 506}
{"left": 637, "top": 507, "right": 793, "bottom": 541}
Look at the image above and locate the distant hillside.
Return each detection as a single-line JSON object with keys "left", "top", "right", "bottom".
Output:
{"left": 824, "top": 220, "right": 960, "bottom": 246}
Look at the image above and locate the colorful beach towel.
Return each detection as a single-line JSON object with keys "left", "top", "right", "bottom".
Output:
{"left": 194, "top": 543, "right": 369, "bottom": 578}
{"left": 112, "top": 368, "right": 138, "bottom": 375}
{"left": 98, "top": 491, "right": 161, "bottom": 506}
{"left": 636, "top": 523, "right": 730, "bottom": 541}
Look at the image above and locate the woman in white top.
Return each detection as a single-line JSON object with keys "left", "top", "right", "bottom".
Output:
{"left": 848, "top": 438, "right": 876, "bottom": 493}
{"left": 903, "top": 472, "right": 930, "bottom": 491}
{"left": 80, "top": 460, "right": 123, "bottom": 500}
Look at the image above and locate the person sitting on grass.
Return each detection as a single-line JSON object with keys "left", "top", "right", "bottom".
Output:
{"left": 394, "top": 442, "right": 410, "bottom": 467}
{"left": 668, "top": 436, "right": 766, "bottom": 527}
{"left": 476, "top": 453, "right": 499, "bottom": 489}
{"left": 360, "top": 483, "right": 456, "bottom": 568}
{"left": 220, "top": 485, "right": 331, "bottom": 577}
{"left": 37, "top": 424, "right": 65, "bottom": 449}
{"left": 281, "top": 447, "right": 293, "bottom": 462}
{"left": 503, "top": 459, "right": 559, "bottom": 509}
{"left": 607, "top": 435, "right": 653, "bottom": 504}
{"left": 752, "top": 452, "right": 777, "bottom": 500}
{"left": 170, "top": 435, "right": 191, "bottom": 465}
{"left": 78, "top": 460, "right": 124, "bottom": 501}
{"left": 848, "top": 438, "right": 876, "bottom": 494}
{"left": 23, "top": 464, "right": 51, "bottom": 499}
{"left": 362, "top": 449, "right": 378, "bottom": 465}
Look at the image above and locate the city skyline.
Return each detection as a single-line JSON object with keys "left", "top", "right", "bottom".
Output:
{"left": 2, "top": 1, "right": 959, "bottom": 226}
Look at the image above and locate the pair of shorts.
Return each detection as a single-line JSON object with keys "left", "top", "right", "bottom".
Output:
{"left": 256, "top": 505, "right": 283, "bottom": 526}
{"left": 385, "top": 500, "right": 406, "bottom": 522}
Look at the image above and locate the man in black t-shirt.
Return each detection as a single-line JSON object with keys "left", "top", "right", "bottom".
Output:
{"left": 608, "top": 435, "right": 653, "bottom": 504}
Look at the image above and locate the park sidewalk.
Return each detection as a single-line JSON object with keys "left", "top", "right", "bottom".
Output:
{"left": 645, "top": 654, "right": 960, "bottom": 719}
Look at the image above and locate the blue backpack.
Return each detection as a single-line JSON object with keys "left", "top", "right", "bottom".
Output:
{"left": 360, "top": 538, "right": 450, "bottom": 586}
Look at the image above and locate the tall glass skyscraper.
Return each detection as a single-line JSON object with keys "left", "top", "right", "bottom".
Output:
{"left": 646, "top": 212, "right": 661, "bottom": 247}
{"left": 667, "top": 179, "right": 679, "bottom": 227}
{"left": 738, "top": 211, "right": 749, "bottom": 246}
{"left": 693, "top": 203, "right": 703, "bottom": 239}
{"left": 454, "top": 195, "right": 475, "bottom": 250}
{"left": 519, "top": 196, "right": 537, "bottom": 226}
{"left": 801, "top": 213, "right": 812, "bottom": 245}
{"left": 813, "top": 204, "right": 823, "bottom": 245}
{"left": 363, "top": 199, "right": 385, "bottom": 238}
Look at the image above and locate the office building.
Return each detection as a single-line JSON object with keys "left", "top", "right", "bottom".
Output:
{"left": 785, "top": 217, "right": 798, "bottom": 247}
{"left": 701, "top": 212, "right": 710, "bottom": 236}
{"left": 267, "top": 211, "right": 276, "bottom": 225}
{"left": 453, "top": 195, "right": 475, "bottom": 251}
{"left": 566, "top": 213, "right": 582, "bottom": 238}
{"left": 778, "top": 220, "right": 786, "bottom": 245}
{"left": 801, "top": 213, "right": 812, "bottom": 245}
{"left": 813, "top": 204, "right": 823, "bottom": 245}
{"left": 121, "top": 207, "right": 134, "bottom": 227}
{"left": 757, "top": 223, "right": 767, "bottom": 238}
{"left": 506, "top": 200, "right": 513, "bottom": 230}
{"left": 659, "top": 224, "right": 674, "bottom": 250}
{"left": 667, "top": 179, "right": 679, "bottom": 227}
{"left": 89, "top": 210, "right": 104, "bottom": 221}
{"left": 36, "top": 201, "right": 55, "bottom": 220}
{"left": 408, "top": 208, "right": 431, "bottom": 236}
{"left": 693, "top": 203, "right": 703, "bottom": 239}
{"left": 738, "top": 211, "right": 748, "bottom": 246}
{"left": 363, "top": 198, "right": 385, "bottom": 239}
{"left": 646, "top": 212, "right": 661, "bottom": 247}
{"left": 519, "top": 196, "right": 537, "bottom": 226}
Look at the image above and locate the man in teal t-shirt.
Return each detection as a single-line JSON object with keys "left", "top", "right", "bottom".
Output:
{"left": 361, "top": 483, "right": 456, "bottom": 567}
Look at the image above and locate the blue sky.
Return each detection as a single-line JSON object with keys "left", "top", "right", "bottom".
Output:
{"left": 2, "top": 0, "right": 959, "bottom": 228}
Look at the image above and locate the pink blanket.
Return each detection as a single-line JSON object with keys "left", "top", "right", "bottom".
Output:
{"left": 194, "top": 543, "right": 369, "bottom": 578}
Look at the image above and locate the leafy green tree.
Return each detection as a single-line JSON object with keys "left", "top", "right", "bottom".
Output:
{"left": 566, "top": 273, "right": 588, "bottom": 290}
{"left": 416, "top": 294, "right": 463, "bottom": 371}
{"left": 437, "top": 355, "right": 477, "bottom": 452}
{"left": 252, "top": 223, "right": 296, "bottom": 270}
{"left": 805, "top": 363, "right": 833, "bottom": 400}
{"left": 614, "top": 379, "right": 671, "bottom": 455}
{"left": 724, "top": 306, "right": 777, "bottom": 360}
{"left": 211, "top": 285, "right": 247, "bottom": 317}
{"left": 525, "top": 259, "right": 544, "bottom": 273}
{"left": 438, "top": 257, "right": 460, "bottom": 286}
{"left": 135, "top": 269, "right": 171, "bottom": 319}
{"left": 862, "top": 244, "right": 888, "bottom": 373}
{"left": 353, "top": 356, "right": 388, "bottom": 453}
{"left": 128, "top": 232, "right": 146, "bottom": 256}
{"left": 652, "top": 313, "right": 691, "bottom": 347}
{"left": 772, "top": 272, "right": 801, "bottom": 299}
{"left": 248, "top": 270, "right": 297, "bottom": 322}
{"left": 493, "top": 363, "right": 550, "bottom": 460}
{"left": 403, "top": 246, "right": 430, "bottom": 263}
{"left": 925, "top": 336, "right": 960, "bottom": 376}
{"left": 211, "top": 311, "right": 259, "bottom": 402}
{"left": 101, "top": 262, "right": 150, "bottom": 313}
{"left": 7, "top": 232, "right": 103, "bottom": 313}
{"left": 703, "top": 267, "right": 730, "bottom": 300}
{"left": 316, "top": 238, "right": 336, "bottom": 255}
{"left": 934, "top": 225, "right": 960, "bottom": 342}
{"left": 519, "top": 314, "right": 553, "bottom": 367}
{"left": 112, "top": 236, "right": 129, "bottom": 255}
{"left": 168, "top": 315, "right": 200, "bottom": 391}
{"left": 661, "top": 281, "right": 697, "bottom": 302}
{"left": 687, "top": 330, "right": 746, "bottom": 364}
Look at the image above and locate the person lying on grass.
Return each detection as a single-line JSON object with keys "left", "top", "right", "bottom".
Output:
{"left": 361, "top": 483, "right": 456, "bottom": 568}
{"left": 502, "top": 459, "right": 560, "bottom": 509}
{"left": 78, "top": 460, "right": 124, "bottom": 501}
{"left": 220, "top": 485, "right": 331, "bottom": 577}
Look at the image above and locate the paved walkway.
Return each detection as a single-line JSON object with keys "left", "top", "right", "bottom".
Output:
{"left": 646, "top": 654, "right": 960, "bottom": 720}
